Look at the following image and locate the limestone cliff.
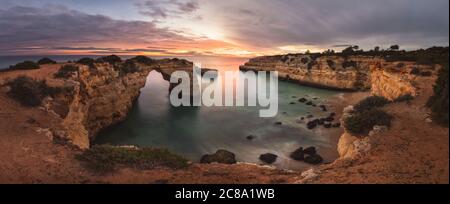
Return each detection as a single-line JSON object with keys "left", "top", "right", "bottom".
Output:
{"left": 240, "top": 54, "right": 438, "bottom": 99}
{"left": 48, "top": 59, "right": 193, "bottom": 149}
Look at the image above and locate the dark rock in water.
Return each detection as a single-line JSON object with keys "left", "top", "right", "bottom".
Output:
{"left": 298, "top": 98, "right": 307, "bottom": 103}
{"left": 319, "top": 105, "right": 328, "bottom": 112}
{"left": 312, "top": 97, "right": 318, "bottom": 100}
{"left": 312, "top": 104, "right": 317, "bottom": 107}
{"left": 259, "top": 153, "right": 278, "bottom": 164}
{"left": 306, "top": 101, "right": 313, "bottom": 106}
{"left": 274, "top": 122, "right": 283, "bottom": 125}
{"left": 329, "top": 112, "right": 336, "bottom": 117}
{"left": 324, "top": 123, "right": 332, "bottom": 128}
{"left": 290, "top": 147, "right": 304, "bottom": 161}
{"left": 318, "top": 118, "right": 325, "bottom": 125}
{"left": 282, "top": 112, "right": 287, "bottom": 114}
{"left": 332, "top": 123, "right": 341, "bottom": 128}
{"left": 246, "top": 135, "right": 256, "bottom": 140}
{"left": 325, "top": 117, "right": 334, "bottom": 122}
{"left": 307, "top": 114, "right": 314, "bottom": 118}
{"left": 290, "top": 102, "right": 296, "bottom": 105}
{"left": 200, "top": 150, "right": 237, "bottom": 164}
{"left": 292, "top": 96, "right": 298, "bottom": 98}
{"left": 304, "top": 154, "right": 323, "bottom": 165}
{"left": 303, "top": 146, "right": 317, "bottom": 155}
{"left": 307, "top": 120, "right": 319, "bottom": 129}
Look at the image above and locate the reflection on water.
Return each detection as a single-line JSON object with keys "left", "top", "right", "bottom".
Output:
{"left": 96, "top": 58, "right": 342, "bottom": 170}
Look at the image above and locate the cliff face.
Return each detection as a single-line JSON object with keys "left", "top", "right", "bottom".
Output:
{"left": 48, "top": 60, "right": 193, "bottom": 149}
{"left": 240, "top": 54, "right": 437, "bottom": 99}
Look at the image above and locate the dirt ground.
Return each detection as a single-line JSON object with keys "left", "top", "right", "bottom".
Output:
{"left": 0, "top": 67, "right": 448, "bottom": 184}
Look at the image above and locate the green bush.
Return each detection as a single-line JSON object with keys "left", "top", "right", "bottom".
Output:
{"left": 342, "top": 60, "right": 357, "bottom": 68}
{"left": 354, "top": 96, "right": 390, "bottom": 112}
{"left": 96, "top": 55, "right": 122, "bottom": 64}
{"left": 394, "top": 94, "right": 414, "bottom": 103}
{"left": 76, "top": 145, "right": 189, "bottom": 173}
{"left": 427, "top": 63, "right": 449, "bottom": 126}
{"left": 76, "top": 57, "right": 96, "bottom": 70}
{"left": 7, "top": 76, "right": 62, "bottom": 106}
{"left": 54, "top": 64, "right": 79, "bottom": 78}
{"left": 9, "top": 61, "right": 40, "bottom": 70}
{"left": 344, "top": 109, "right": 393, "bottom": 135}
{"left": 38, "top": 58, "right": 57, "bottom": 65}
{"left": 130, "top": 55, "right": 154, "bottom": 65}
{"left": 116, "top": 59, "right": 140, "bottom": 76}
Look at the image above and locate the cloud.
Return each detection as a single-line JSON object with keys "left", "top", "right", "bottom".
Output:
{"left": 206, "top": 0, "right": 449, "bottom": 50}
{"left": 136, "top": 0, "right": 199, "bottom": 19}
{"left": 0, "top": 5, "right": 189, "bottom": 55}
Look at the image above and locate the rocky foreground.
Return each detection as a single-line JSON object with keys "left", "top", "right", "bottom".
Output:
{"left": 0, "top": 55, "right": 448, "bottom": 184}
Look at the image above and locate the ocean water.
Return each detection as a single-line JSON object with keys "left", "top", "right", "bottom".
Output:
{"left": 0, "top": 55, "right": 342, "bottom": 170}
{"left": 94, "top": 58, "right": 342, "bottom": 170}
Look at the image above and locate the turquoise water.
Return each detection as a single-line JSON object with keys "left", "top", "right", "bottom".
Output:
{"left": 95, "top": 66, "right": 342, "bottom": 170}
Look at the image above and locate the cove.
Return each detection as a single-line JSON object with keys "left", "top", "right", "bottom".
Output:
{"left": 95, "top": 65, "right": 343, "bottom": 170}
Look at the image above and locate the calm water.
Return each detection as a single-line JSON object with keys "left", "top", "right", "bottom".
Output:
{"left": 0, "top": 55, "right": 342, "bottom": 170}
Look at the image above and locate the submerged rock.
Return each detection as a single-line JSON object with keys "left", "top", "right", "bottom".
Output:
{"left": 246, "top": 135, "right": 256, "bottom": 140}
{"left": 304, "top": 154, "right": 323, "bottom": 165}
{"left": 298, "top": 98, "right": 307, "bottom": 103}
{"left": 324, "top": 123, "right": 332, "bottom": 128}
{"left": 307, "top": 120, "right": 319, "bottom": 129}
{"left": 306, "top": 101, "right": 314, "bottom": 106}
{"left": 332, "top": 123, "right": 341, "bottom": 128}
{"left": 200, "top": 150, "right": 237, "bottom": 164}
{"left": 303, "top": 146, "right": 317, "bottom": 155}
{"left": 274, "top": 122, "right": 283, "bottom": 126}
{"left": 259, "top": 153, "right": 278, "bottom": 164}
{"left": 290, "top": 147, "right": 304, "bottom": 161}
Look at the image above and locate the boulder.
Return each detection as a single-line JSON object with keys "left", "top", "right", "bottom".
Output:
{"left": 259, "top": 153, "right": 278, "bottom": 164}
{"left": 324, "top": 123, "right": 332, "bottom": 128}
{"left": 304, "top": 154, "right": 323, "bottom": 165}
{"left": 246, "top": 135, "right": 256, "bottom": 140}
{"left": 298, "top": 98, "right": 307, "bottom": 103}
{"left": 303, "top": 146, "right": 317, "bottom": 155}
{"left": 332, "top": 123, "right": 341, "bottom": 128}
{"left": 274, "top": 121, "right": 283, "bottom": 126}
{"left": 290, "top": 102, "right": 296, "bottom": 105}
{"left": 319, "top": 105, "right": 327, "bottom": 112}
{"left": 290, "top": 147, "right": 304, "bottom": 161}
{"left": 306, "top": 101, "right": 314, "bottom": 106}
{"left": 307, "top": 120, "right": 318, "bottom": 129}
{"left": 325, "top": 117, "right": 334, "bottom": 122}
{"left": 200, "top": 150, "right": 237, "bottom": 164}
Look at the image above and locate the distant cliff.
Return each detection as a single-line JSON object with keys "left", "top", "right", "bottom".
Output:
{"left": 240, "top": 54, "right": 439, "bottom": 100}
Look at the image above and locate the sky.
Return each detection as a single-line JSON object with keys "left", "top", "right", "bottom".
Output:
{"left": 0, "top": 0, "right": 448, "bottom": 57}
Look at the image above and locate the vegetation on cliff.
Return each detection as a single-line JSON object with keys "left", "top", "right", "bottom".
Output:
{"left": 345, "top": 96, "right": 393, "bottom": 135}
{"left": 129, "top": 55, "right": 155, "bottom": 65}
{"left": 427, "top": 63, "right": 449, "bottom": 126}
{"left": 37, "top": 58, "right": 57, "bottom": 65}
{"left": 96, "top": 55, "right": 122, "bottom": 65}
{"left": 54, "top": 64, "right": 79, "bottom": 79}
{"left": 76, "top": 57, "right": 97, "bottom": 70}
{"left": 76, "top": 145, "right": 189, "bottom": 173}
{"left": 8, "top": 61, "right": 40, "bottom": 70}
{"left": 7, "top": 76, "right": 63, "bottom": 106}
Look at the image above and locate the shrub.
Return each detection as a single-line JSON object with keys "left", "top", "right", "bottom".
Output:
{"left": 9, "top": 61, "right": 40, "bottom": 70}
{"left": 354, "top": 96, "right": 390, "bottom": 112}
{"left": 76, "top": 145, "right": 189, "bottom": 173}
{"left": 427, "top": 63, "right": 449, "bottom": 126}
{"left": 7, "top": 76, "right": 62, "bottom": 106}
{"left": 394, "top": 94, "right": 414, "bottom": 103}
{"left": 76, "top": 57, "right": 96, "bottom": 69}
{"left": 420, "top": 71, "right": 432, "bottom": 77}
{"left": 116, "top": 59, "right": 140, "bottom": 76}
{"left": 342, "top": 60, "right": 357, "bottom": 68}
{"left": 410, "top": 67, "right": 421, "bottom": 75}
{"left": 38, "top": 58, "right": 57, "bottom": 65}
{"left": 54, "top": 64, "right": 79, "bottom": 78}
{"left": 396, "top": 62, "right": 405, "bottom": 68}
{"left": 327, "top": 60, "right": 335, "bottom": 69}
{"left": 96, "top": 55, "right": 122, "bottom": 64}
{"left": 130, "top": 55, "right": 155, "bottom": 65}
{"left": 344, "top": 109, "right": 393, "bottom": 135}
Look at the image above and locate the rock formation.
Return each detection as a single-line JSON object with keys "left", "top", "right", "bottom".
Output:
{"left": 240, "top": 54, "right": 438, "bottom": 99}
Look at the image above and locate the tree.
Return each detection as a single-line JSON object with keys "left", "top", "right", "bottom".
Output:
{"left": 390, "top": 45, "right": 400, "bottom": 51}
{"left": 374, "top": 46, "right": 380, "bottom": 52}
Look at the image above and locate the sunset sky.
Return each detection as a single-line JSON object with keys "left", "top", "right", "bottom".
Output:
{"left": 0, "top": 0, "right": 448, "bottom": 57}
